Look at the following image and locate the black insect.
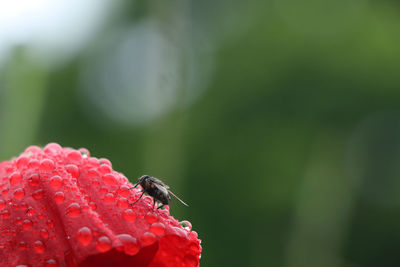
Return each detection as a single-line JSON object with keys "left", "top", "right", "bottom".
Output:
{"left": 132, "top": 175, "right": 188, "bottom": 210}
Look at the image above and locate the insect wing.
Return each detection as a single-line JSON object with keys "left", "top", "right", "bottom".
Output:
{"left": 151, "top": 177, "right": 170, "bottom": 189}
{"left": 168, "top": 190, "right": 189, "bottom": 206}
{"left": 153, "top": 183, "right": 170, "bottom": 198}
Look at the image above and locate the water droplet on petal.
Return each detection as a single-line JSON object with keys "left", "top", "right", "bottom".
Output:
{"left": 40, "top": 159, "right": 55, "bottom": 172}
{"left": 47, "top": 220, "right": 54, "bottom": 227}
{"left": 77, "top": 227, "right": 93, "bottom": 246}
{"left": 54, "top": 192, "right": 65, "bottom": 204}
{"left": 0, "top": 199, "right": 5, "bottom": 210}
{"left": 44, "top": 259, "right": 59, "bottom": 267}
{"left": 33, "top": 240, "right": 45, "bottom": 253}
{"left": 79, "top": 148, "right": 90, "bottom": 158}
{"left": 44, "top": 143, "right": 62, "bottom": 155}
{"left": 40, "top": 229, "right": 49, "bottom": 239}
{"left": 118, "top": 185, "right": 130, "bottom": 197}
{"left": 18, "top": 241, "right": 27, "bottom": 250}
{"left": 32, "top": 189, "right": 44, "bottom": 199}
{"left": 98, "top": 164, "right": 111, "bottom": 174}
{"left": 67, "top": 151, "right": 82, "bottom": 163}
{"left": 145, "top": 212, "right": 158, "bottom": 224}
{"left": 1, "top": 188, "right": 9, "bottom": 196}
{"left": 28, "top": 159, "right": 40, "bottom": 169}
{"left": 22, "top": 219, "right": 33, "bottom": 230}
{"left": 103, "top": 193, "right": 115, "bottom": 204}
{"left": 26, "top": 207, "right": 35, "bottom": 216}
{"left": 117, "top": 197, "right": 129, "bottom": 208}
{"left": 122, "top": 209, "right": 136, "bottom": 222}
{"left": 96, "top": 236, "right": 112, "bottom": 252}
{"left": 13, "top": 188, "right": 25, "bottom": 200}
{"left": 102, "top": 173, "right": 117, "bottom": 186}
{"left": 89, "top": 202, "right": 97, "bottom": 210}
{"left": 10, "top": 172, "right": 22, "bottom": 185}
{"left": 66, "top": 164, "right": 79, "bottom": 178}
{"left": 1, "top": 209, "right": 10, "bottom": 219}
{"left": 28, "top": 173, "right": 40, "bottom": 186}
{"left": 116, "top": 234, "right": 140, "bottom": 256}
{"left": 49, "top": 175, "right": 63, "bottom": 189}
{"left": 66, "top": 203, "right": 81, "bottom": 217}
{"left": 141, "top": 232, "right": 156, "bottom": 246}
{"left": 150, "top": 222, "right": 166, "bottom": 236}
{"left": 180, "top": 220, "right": 192, "bottom": 231}
{"left": 16, "top": 156, "right": 29, "bottom": 169}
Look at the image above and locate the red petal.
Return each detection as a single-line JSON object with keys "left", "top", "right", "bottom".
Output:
{"left": 0, "top": 143, "right": 201, "bottom": 266}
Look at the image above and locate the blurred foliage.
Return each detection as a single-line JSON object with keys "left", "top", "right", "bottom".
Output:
{"left": 2, "top": 0, "right": 400, "bottom": 266}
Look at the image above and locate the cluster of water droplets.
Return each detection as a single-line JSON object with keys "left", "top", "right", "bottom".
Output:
{"left": 0, "top": 143, "right": 200, "bottom": 266}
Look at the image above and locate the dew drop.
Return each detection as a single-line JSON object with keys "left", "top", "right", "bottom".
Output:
{"left": 118, "top": 185, "right": 131, "bottom": 197}
{"left": 49, "top": 175, "right": 63, "bottom": 189}
{"left": 102, "top": 173, "right": 117, "bottom": 186}
{"left": 77, "top": 227, "right": 93, "bottom": 246}
{"left": 79, "top": 148, "right": 90, "bottom": 158}
{"left": 28, "top": 173, "right": 40, "bottom": 186}
{"left": 96, "top": 236, "right": 112, "bottom": 252}
{"left": 100, "top": 186, "right": 108, "bottom": 194}
{"left": 67, "top": 151, "right": 82, "bottom": 163}
{"left": 18, "top": 241, "right": 27, "bottom": 250}
{"left": 40, "top": 159, "right": 55, "bottom": 172}
{"left": 16, "top": 217, "right": 22, "bottom": 225}
{"left": 89, "top": 202, "right": 97, "bottom": 210}
{"left": 54, "top": 191, "right": 65, "bottom": 204}
{"left": 32, "top": 189, "right": 44, "bottom": 199}
{"left": 99, "top": 158, "right": 112, "bottom": 166}
{"left": 10, "top": 172, "right": 22, "bottom": 185}
{"left": 22, "top": 219, "right": 33, "bottom": 230}
{"left": 98, "top": 164, "right": 111, "bottom": 174}
{"left": 122, "top": 209, "right": 136, "bottom": 222}
{"left": 44, "top": 259, "right": 59, "bottom": 267}
{"left": 66, "top": 203, "right": 81, "bottom": 217}
{"left": 20, "top": 202, "right": 27, "bottom": 210}
{"left": 141, "top": 232, "right": 156, "bottom": 246}
{"left": 25, "top": 145, "right": 42, "bottom": 154}
{"left": 103, "top": 193, "right": 115, "bottom": 204}
{"left": 26, "top": 207, "right": 35, "bottom": 216}
{"left": 47, "top": 220, "right": 54, "bottom": 227}
{"left": 1, "top": 209, "right": 10, "bottom": 219}
{"left": 116, "top": 234, "right": 140, "bottom": 256}
{"left": 117, "top": 197, "right": 129, "bottom": 208}
{"left": 91, "top": 179, "right": 100, "bottom": 187}
{"left": 16, "top": 156, "right": 29, "bottom": 169}
{"left": 28, "top": 159, "right": 40, "bottom": 169}
{"left": 87, "top": 168, "right": 99, "bottom": 179}
{"left": 66, "top": 164, "right": 79, "bottom": 178}
{"left": 13, "top": 188, "right": 25, "bottom": 200}
{"left": 33, "top": 240, "right": 45, "bottom": 253}
{"left": 150, "top": 222, "right": 166, "bottom": 236}
{"left": 44, "top": 143, "right": 62, "bottom": 155}
{"left": 145, "top": 212, "right": 158, "bottom": 224}
{"left": 1, "top": 188, "right": 9, "bottom": 196}
{"left": 0, "top": 199, "right": 5, "bottom": 210}
{"left": 40, "top": 229, "right": 49, "bottom": 239}
{"left": 180, "top": 220, "right": 192, "bottom": 231}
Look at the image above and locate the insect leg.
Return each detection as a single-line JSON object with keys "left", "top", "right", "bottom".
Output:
{"left": 157, "top": 204, "right": 165, "bottom": 210}
{"left": 152, "top": 199, "right": 156, "bottom": 211}
{"left": 130, "top": 183, "right": 139, "bottom": 190}
{"left": 132, "top": 191, "right": 145, "bottom": 205}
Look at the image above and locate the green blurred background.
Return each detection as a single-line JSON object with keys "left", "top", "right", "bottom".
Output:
{"left": 1, "top": 0, "right": 400, "bottom": 266}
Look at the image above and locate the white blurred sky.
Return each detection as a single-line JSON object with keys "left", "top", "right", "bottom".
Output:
{"left": 0, "top": 0, "right": 114, "bottom": 65}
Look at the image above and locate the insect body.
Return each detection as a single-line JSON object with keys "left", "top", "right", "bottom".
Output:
{"left": 132, "top": 175, "right": 188, "bottom": 210}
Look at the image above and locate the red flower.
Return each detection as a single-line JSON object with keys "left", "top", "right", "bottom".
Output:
{"left": 0, "top": 143, "right": 201, "bottom": 267}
